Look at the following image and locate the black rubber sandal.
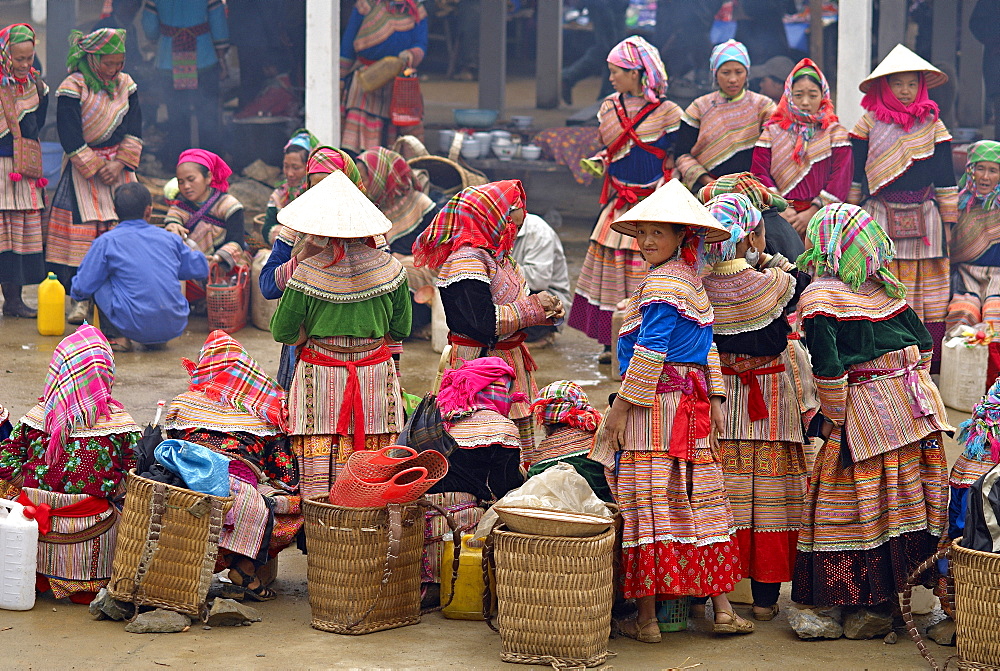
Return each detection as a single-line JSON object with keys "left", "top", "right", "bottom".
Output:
{"left": 222, "top": 565, "right": 276, "bottom": 602}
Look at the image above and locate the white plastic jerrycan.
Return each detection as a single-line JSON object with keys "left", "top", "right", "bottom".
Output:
{"left": 0, "top": 498, "right": 38, "bottom": 610}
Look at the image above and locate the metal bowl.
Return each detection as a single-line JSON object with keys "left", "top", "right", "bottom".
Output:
{"left": 454, "top": 108, "right": 499, "bottom": 128}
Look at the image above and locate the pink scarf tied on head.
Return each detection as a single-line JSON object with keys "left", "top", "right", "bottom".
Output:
{"left": 606, "top": 35, "right": 668, "bottom": 104}
{"left": 437, "top": 357, "right": 525, "bottom": 421}
{"left": 861, "top": 74, "right": 939, "bottom": 133}
{"left": 177, "top": 149, "right": 233, "bottom": 192}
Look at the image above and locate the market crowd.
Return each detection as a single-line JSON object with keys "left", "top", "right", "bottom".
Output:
{"left": 1, "top": 3, "right": 999, "bottom": 650}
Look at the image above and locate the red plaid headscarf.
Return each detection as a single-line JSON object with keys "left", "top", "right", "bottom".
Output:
{"left": 40, "top": 325, "right": 123, "bottom": 466}
{"left": 181, "top": 330, "right": 288, "bottom": 432}
{"left": 412, "top": 179, "right": 526, "bottom": 269}
{"left": 357, "top": 146, "right": 420, "bottom": 209}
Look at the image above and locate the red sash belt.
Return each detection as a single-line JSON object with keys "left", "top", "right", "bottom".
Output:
{"left": 600, "top": 97, "right": 668, "bottom": 207}
{"left": 655, "top": 366, "right": 710, "bottom": 461}
{"left": 448, "top": 331, "right": 538, "bottom": 372}
{"left": 721, "top": 360, "right": 786, "bottom": 422}
{"left": 299, "top": 344, "right": 393, "bottom": 447}
{"left": 17, "top": 491, "right": 110, "bottom": 537}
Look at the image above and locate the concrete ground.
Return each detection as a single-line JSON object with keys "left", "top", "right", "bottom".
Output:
{"left": 0, "top": 221, "right": 967, "bottom": 671}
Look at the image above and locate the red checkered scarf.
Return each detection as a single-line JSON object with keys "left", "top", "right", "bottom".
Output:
{"left": 182, "top": 330, "right": 288, "bottom": 432}
{"left": 412, "top": 179, "right": 525, "bottom": 269}
{"left": 40, "top": 325, "right": 122, "bottom": 466}
{"left": 531, "top": 380, "right": 602, "bottom": 431}
{"left": 357, "top": 146, "right": 419, "bottom": 209}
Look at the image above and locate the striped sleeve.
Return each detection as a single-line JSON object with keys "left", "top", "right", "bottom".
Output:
{"left": 706, "top": 343, "right": 725, "bottom": 399}
{"left": 618, "top": 345, "right": 665, "bottom": 407}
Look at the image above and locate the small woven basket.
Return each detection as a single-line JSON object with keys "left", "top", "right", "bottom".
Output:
{"left": 206, "top": 263, "right": 249, "bottom": 334}
{"left": 488, "top": 526, "right": 615, "bottom": 668}
{"left": 903, "top": 539, "right": 1000, "bottom": 670}
{"left": 656, "top": 597, "right": 690, "bottom": 633}
{"left": 493, "top": 505, "right": 616, "bottom": 538}
{"left": 303, "top": 498, "right": 424, "bottom": 635}
{"left": 108, "top": 470, "right": 233, "bottom": 619}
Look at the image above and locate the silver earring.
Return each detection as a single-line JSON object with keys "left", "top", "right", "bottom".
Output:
{"left": 745, "top": 246, "right": 760, "bottom": 267}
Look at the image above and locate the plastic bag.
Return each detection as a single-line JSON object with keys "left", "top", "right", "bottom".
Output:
{"left": 473, "top": 463, "right": 612, "bottom": 540}
{"left": 154, "top": 439, "right": 231, "bottom": 497}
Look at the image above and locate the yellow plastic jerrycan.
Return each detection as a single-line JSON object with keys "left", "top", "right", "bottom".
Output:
{"left": 441, "top": 534, "right": 494, "bottom": 620}
{"left": 37, "top": 272, "right": 65, "bottom": 336}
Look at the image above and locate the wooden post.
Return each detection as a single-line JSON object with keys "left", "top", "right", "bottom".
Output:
{"left": 836, "top": 0, "right": 873, "bottom": 131}
{"left": 535, "top": 0, "right": 563, "bottom": 109}
{"left": 809, "top": 0, "right": 824, "bottom": 70}
{"left": 958, "top": 0, "right": 985, "bottom": 127}
{"left": 304, "top": 0, "right": 341, "bottom": 145}
{"left": 478, "top": 0, "right": 507, "bottom": 113}
{"left": 876, "top": 0, "right": 907, "bottom": 60}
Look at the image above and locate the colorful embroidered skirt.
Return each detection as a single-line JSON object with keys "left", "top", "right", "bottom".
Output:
{"left": 290, "top": 432, "right": 397, "bottom": 501}
{"left": 791, "top": 432, "right": 947, "bottom": 606}
{"left": 22, "top": 487, "right": 118, "bottom": 599}
{"left": 613, "top": 450, "right": 742, "bottom": 599}
{"left": 883, "top": 258, "right": 949, "bottom": 324}
{"left": 948, "top": 262, "right": 1000, "bottom": 329}
{"left": 342, "top": 71, "right": 394, "bottom": 154}
{"left": 0, "top": 157, "right": 45, "bottom": 284}
{"left": 719, "top": 439, "right": 806, "bottom": 584}
{"left": 421, "top": 491, "right": 483, "bottom": 583}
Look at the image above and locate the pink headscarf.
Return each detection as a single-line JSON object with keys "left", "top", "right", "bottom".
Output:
{"left": 177, "top": 149, "right": 233, "bottom": 192}
{"left": 861, "top": 74, "right": 939, "bottom": 133}
{"left": 606, "top": 35, "right": 668, "bottom": 104}
{"left": 437, "top": 357, "right": 525, "bottom": 418}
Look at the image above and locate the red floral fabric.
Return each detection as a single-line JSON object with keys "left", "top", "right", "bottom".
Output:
{"left": 622, "top": 539, "right": 743, "bottom": 599}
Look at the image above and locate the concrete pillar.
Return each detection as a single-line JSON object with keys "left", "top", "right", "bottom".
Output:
{"left": 46, "top": 0, "right": 76, "bottom": 83}
{"left": 876, "top": 0, "right": 907, "bottom": 60}
{"left": 305, "top": 0, "right": 341, "bottom": 146}
{"left": 31, "top": 0, "right": 47, "bottom": 24}
{"left": 958, "top": 0, "right": 984, "bottom": 127}
{"left": 535, "top": 0, "right": 563, "bottom": 109}
{"left": 478, "top": 0, "right": 506, "bottom": 113}
{"left": 836, "top": 0, "right": 873, "bottom": 131}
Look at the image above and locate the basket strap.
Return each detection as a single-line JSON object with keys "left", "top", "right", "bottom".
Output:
{"left": 901, "top": 543, "right": 951, "bottom": 671}
{"left": 200, "top": 497, "right": 226, "bottom": 622}
{"left": 417, "top": 498, "right": 462, "bottom": 615}
{"left": 483, "top": 531, "right": 499, "bottom": 632}
{"left": 130, "top": 482, "right": 167, "bottom": 618}
{"left": 342, "top": 503, "right": 405, "bottom": 632}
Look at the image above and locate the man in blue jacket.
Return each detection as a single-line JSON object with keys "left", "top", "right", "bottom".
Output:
{"left": 71, "top": 183, "right": 209, "bottom": 351}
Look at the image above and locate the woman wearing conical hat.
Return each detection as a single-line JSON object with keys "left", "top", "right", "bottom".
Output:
{"left": 593, "top": 180, "right": 755, "bottom": 642}
{"left": 947, "top": 140, "right": 1000, "bottom": 330}
{"left": 269, "top": 171, "right": 411, "bottom": 500}
{"left": 848, "top": 44, "right": 957, "bottom": 372}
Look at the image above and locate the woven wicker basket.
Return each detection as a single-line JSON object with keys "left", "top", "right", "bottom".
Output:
{"left": 489, "top": 526, "right": 615, "bottom": 668}
{"left": 303, "top": 498, "right": 425, "bottom": 635}
{"left": 903, "top": 540, "right": 1000, "bottom": 670}
{"left": 108, "top": 470, "right": 233, "bottom": 619}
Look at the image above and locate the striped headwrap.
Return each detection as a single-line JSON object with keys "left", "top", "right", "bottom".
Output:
{"left": 710, "top": 39, "right": 750, "bottom": 79}
{"left": 357, "top": 146, "right": 419, "bottom": 209}
{"left": 307, "top": 145, "right": 365, "bottom": 192}
{"left": 957, "top": 376, "right": 1000, "bottom": 464}
{"left": 413, "top": 179, "right": 526, "bottom": 269}
{"left": 40, "top": 325, "right": 123, "bottom": 467}
{"left": 66, "top": 28, "right": 126, "bottom": 95}
{"left": 796, "top": 203, "right": 905, "bottom": 298}
{"left": 531, "top": 381, "right": 603, "bottom": 432}
{"left": 697, "top": 171, "right": 788, "bottom": 212}
{"left": 181, "top": 330, "right": 288, "bottom": 433}
{"left": 606, "top": 35, "right": 668, "bottom": 104}
{"left": 285, "top": 127, "right": 320, "bottom": 154}
{"left": 0, "top": 23, "right": 37, "bottom": 87}
{"left": 705, "top": 193, "right": 763, "bottom": 264}
{"left": 958, "top": 140, "right": 1000, "bottom": 212}
{"left": 769, "top": 58, "right": 838, "bottom": 164}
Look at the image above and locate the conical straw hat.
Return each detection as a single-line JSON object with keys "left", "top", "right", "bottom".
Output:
{"left": 859, "top": 44, "right": 947, "bottom": 93}
{"left": 277, "top": 170, "right": 392, "bottom": 238}
{"left": 611, "top": 179, "right": 731, "bottom": 243}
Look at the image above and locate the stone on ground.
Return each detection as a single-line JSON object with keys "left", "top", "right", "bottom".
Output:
{"left": 843, "top": 608, "right": 893, "bottom": 640}
{"left": 206, "top": 598, "right": 262, "bottom": 626}
{"left": 788, "top": 606, "right": 843, "bottom": 640}
{"left": 927, "top": 618, "right": 956, "bottom": 646}
{"left": 124, "top": 608, "right": 191, "bottom": 634}
{"left": 88, "top": 588, "right": 134, "bottom": 621}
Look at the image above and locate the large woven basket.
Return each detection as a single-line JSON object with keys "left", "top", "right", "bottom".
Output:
{"left": 108, "top": 470, "right": 233, "bottom": 619}
{"left": 489, "top": 526, "right": 615, "bottom": 668}
{"left": 303, "top": 498, "right": 425, "bottom": 634}
{"left": 903, "top": 540, "right": 1000, "bottom": 670}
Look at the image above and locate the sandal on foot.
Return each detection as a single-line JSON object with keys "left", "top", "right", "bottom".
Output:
{"left": 222, "top": 566, "right": 276, "bottom": 602}
{"left": 714, "top": 609, "right": 755, "bottom": 634}
{"left": 617, "top": 616, "right": 661, "bottom": 643}
{"left": 752, "top": 604, "right": 779, "bottom": 621}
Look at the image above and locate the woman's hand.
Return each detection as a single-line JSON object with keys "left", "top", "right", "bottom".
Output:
{"left": 820, "top": 418, "right": 834, "bottom": 440}
{"left": 164, "top": 222, "right": 187, "bottom": 238}
{"left": 709, "top": 396, "right": 725, "bottom": 453}
{"left": 293, "top": 324, "right": 308, "bottom": 346}
{"left": 604, "top": 396, "right": 631, "bottom": 449}
{"left": 398, "top": 50, "right": 414, "bottom": 68}
{"left": 536, "top": 291, "right": 564, "bottom": 320}
{"left": 98, "top": 159, "right": 125, "bottom": 185}
{"left": 295, "top": 239, "right": 325, "bottom": 263}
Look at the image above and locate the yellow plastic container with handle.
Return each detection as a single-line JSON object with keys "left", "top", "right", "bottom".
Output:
{"left": 36, "top": 272, "right": 65, "bottom": 336}
{"left": 442, "top": 533, "right": 493, "bottom": 620}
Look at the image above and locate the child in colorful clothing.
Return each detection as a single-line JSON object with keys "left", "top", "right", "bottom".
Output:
{"left": 792, "top": 204, "right": 952, "bottom": 612}
{"left": 567, "top": 36, "right": 681, "bottom": 359}
{"left": 948, "top": 378, "right": 1000, "bottom": 541}
{"left": 702, "top": 193, "right": 809, "bottom": 621}
{"left": 0, "top": 325, "right": 141, "bottom": 603}
{"left": 948, "top": 140, "right": 1000, "bottom": 329}
{"left": 848, "top": 45, "right": 957, "bottom": 370}
{"left": 594, "top": 180, "right": 752, "bottom": 642}
{"left": 526, "top": 381, "right": 612, "bottom": 502}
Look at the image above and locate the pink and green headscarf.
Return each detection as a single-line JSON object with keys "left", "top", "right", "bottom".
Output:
{"left": 66, "top": 28, "right": 126, "bottom": 95}
{"left": 958, "top": 140, "right": 1000, "bottom": 212}
{"left": 606, "top": 35, "right": 668, "bottom": 104}
{"left": 0, "top": 23, "right": 38, "bottom": 87}
{"left": 705, "top": 193, "right": 763, "bottom": 264}
{"left": 40, "top": 325, "right": 123, "bottom": 466}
